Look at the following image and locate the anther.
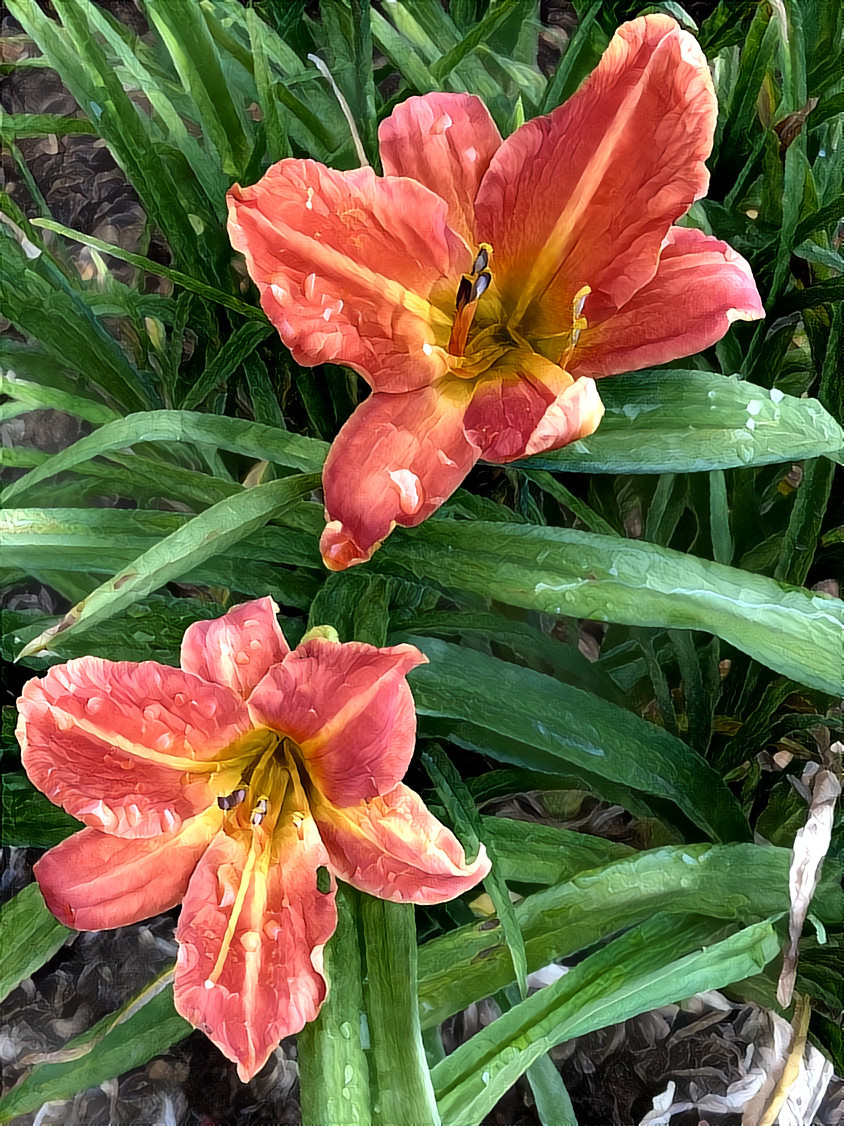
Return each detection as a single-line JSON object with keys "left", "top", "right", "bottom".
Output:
{"left": 251, "top": 796, "right": 269, "bottom": 826}
{"left": 217, "top": 788, "right": 246, "bottom": 811}
{"left": 472, "top": 243, "right": 491, "bottom": 275}
{"left": 471, "top": 271, "right": 491, "bottom": 302}
{"left": 455, "top": 275, "right": 473, "bottom": 312}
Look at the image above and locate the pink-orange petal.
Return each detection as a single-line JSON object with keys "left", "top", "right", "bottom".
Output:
{"left": 318, "top": 383, "right": 480, "bottom": 570}
{"left": 180, "top": 597, "right": 290, "bottom": 701}
{"left": 379, "top": 91, "right": 502, "bottom": 246}
{"left": 18, "top": 659, "right": 250, "bottom": 838}
{"left": 475, "top": 15, "right": 717, "bottom": 333}
{"left": 248, "top": 638, "right": 427, "bottom": 806}
{"left": 33, "top": 809, "right": 223, "bottom": 931}
{"left": 227, "top": 160, "right": 463, "bottom": 393}
{"left": 463, "top": 351, "right": 604, "bottom": 462}
{"left": 174, "top": 817, "right": 337, "bottom": 1082}
{"left": 571, "top": 226, "right": 765, "bottom": 377}
{"left": 314, "top": 783, "right": 490, "bottom": 904}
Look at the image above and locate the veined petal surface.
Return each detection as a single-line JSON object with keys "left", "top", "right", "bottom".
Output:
{"left": 475, "top": 15, "right": 717, "bottom": 332}
{"left": 464, "top": 351, "right": 604, "bottom": 462}
{"left": 379, "top": 92, "right": 502, "bottom": 246}
{"left": 18, "top": 659, "right": 250, "bottom": 838}
{"left": 227, "top": 160, "right": 463, "bottom": 392}
{"left": 174, "top": 816, "right": 337, "bottom": 1082}
{"left": 181, "top": 596, "right": 290, "bottom": 701}
{"left": 314, "top": 783, "right": 490, "bottom": 904}
{"left": 33, "top": 809, "right": 223, "bottom": 930}
{"left": 318, "top": 384, "right": 480, "bottom": 570}
{"left": 572, "top": 226, "right": 765, "bottom": 377}
{"left": 248, "top": 637, "right": 427, "bottom": 805}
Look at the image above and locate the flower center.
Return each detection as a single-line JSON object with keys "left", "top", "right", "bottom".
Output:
{"left": 204, "top": 733, "right": 313, "bottom": 989}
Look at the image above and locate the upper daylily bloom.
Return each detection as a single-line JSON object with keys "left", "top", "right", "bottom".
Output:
{"left": 227, "top": 15, "right": 764, "bottom": 569}
{"left": 17, "top": 598, "right": 489, "bottom": 1081}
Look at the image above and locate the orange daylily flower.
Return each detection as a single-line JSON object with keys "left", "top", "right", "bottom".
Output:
{"left": 227, "top": 15, "right": 764, "bottom": 569}
{"left": 17, "top": 598, "right": 489, "bottom": 1081}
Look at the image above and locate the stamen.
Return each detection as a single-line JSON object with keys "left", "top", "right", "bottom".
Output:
{"left": 559, "top": 284, "right": 591, "bottom": 369}
{"left": 455, "top": 275, "right": 473, "bottom": 312}
{"left": 448, "top": 244, "right": 494, "bottom": 358}
{"left": 471, "top": 271, "right": 491, "bottom": 301}
{"left": 204, "top": 832, "right": 263, "bottom": 988}
{"left": 472, "top": 243, "right": 492, "bottom": 275}
{"left": 251, "top": 796, "right": 269, "bottom": 827}
{"left": 217, "top": 788, "right": 247, "bottom": 811}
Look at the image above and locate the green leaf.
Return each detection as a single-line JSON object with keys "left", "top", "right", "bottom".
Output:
{"left": 0, "top": 884, "right": 72, "bottom": 1004}
{"left": 0, "top": 225, "right": 155, "bottom": 412}
{"left": 1, "top": 410, "right": 326, "bottom": 506}
{"left": 2, "top": 773, "right": 83, "bottom": 847}
{"left": 180, "top": 320, "right": 276, "bottom": 409}
{"left": 541, "top": 0, "right": 604, "bottom": 111}
{"left": 416, "top": 842, "right": 793, "bottom": 1029}
{"left": 431, "top": 916, "right": 779, "bottom": 1126}
{"left": 0, "top": 111, "right": 97, "bottom": 138}
{"left": 405, "top": 638, "right": 748, "bottom": 842}
{"left": 359, "top": 899, "right": 440, "bottom": 1126}
{"left": 0, "top": 370, "right": 119, "bottom": 425}
{"left": 423, "top": 746, "right": 528, "bottom": 999}
{"left": 512, "top": 371, "right": 844, "bottom": 474}
{"left": 480, "top": 816, "right": 633, "bottom": 886}
{"left": 0, "top": 969, "right": 190, "bottom": 1123}
{"left": 16, "top": 474, "right": 320, "bottom": 657}
{"left": 30, "top": 219, "right": 265, "bottom": 320}
{"left": 381, "top": 523, "right": 844, "bottom": 697}
{"left": 8, "top": 0, "right": 214, "bottom": 272}
{"left": 298, "top": 885, "right": 372, "bottom": 1126}
{"left": 145, "top": 0, "right": 251, "bottom": 178}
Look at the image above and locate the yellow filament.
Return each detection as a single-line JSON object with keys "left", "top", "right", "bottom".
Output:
{"left": 205, "top": 831, "right": 263, "bottom": 987}
{"left": 204, "top": 738, "right": 285, "bottom": 989}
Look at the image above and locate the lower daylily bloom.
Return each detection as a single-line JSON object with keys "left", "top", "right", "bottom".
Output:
{"left": 17, "top": 598, "right": 489, "bottom": 1081}
{"left": 227, "top": 15, "right": 764, "bottom": 569}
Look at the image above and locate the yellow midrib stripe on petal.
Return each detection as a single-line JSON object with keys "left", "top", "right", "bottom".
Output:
{"left": 247, "top": 207, "right": 454, "bottom": 337}
{"left": 48, "top": 706, "right": 252, "bottom": 775}
{"left": 508, "top": 39, "right": 666, "bottom": 330}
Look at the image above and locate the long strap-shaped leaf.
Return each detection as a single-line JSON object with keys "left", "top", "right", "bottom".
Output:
{"left": 407, "top": 638, "right": 748, "bottom": 843}
{"left": 416, "top": 841, "right": 805, "bottom": 1029}
{"left": 17, "top": 474, "right": 320, "bottom": 657}
{"left": 298, "top": 886, "right": 373, "bottom": 1126}
{"left": 431, "top": 915, "right": 780, "bottom": 1126}
{"left": 513, "top": 370, "right": 843, "bottom": 474}
{"left": 381, "top": 522, "right": 844, "bottom": 696}
{"left": 2, "top": 411, "right": 327, "bottom": 505}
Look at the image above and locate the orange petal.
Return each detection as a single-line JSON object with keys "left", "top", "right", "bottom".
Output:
{"left": 174, "top": 816, "right": 337, "bottom": 1082}
{"left": 317, "top": 384, "right": 480, "bottom": 569}
{"left": 248, "top": 637, "right": 427, "bottom": 806}
{"left": 33, "top": 809, "right": 222, "bottom": 930}
{"left": 464, "top": 351, "right": 604, "bottom": 462}
{"left": 379, "top": 92, "right": 502, "bottom": 246}
{"left": 313, "top": 783, "right": 490, "bottom": 904}
{"left": 18, "top": 659, "right": 250, "bottom": 838}
{"left": 180, "top": 597, "right": 290, "bottom": 701}
{"left": 475, "top": 15, "right": 717, "bottom": 333}
{"left": 571, "top": 226, "right": 765, "bottom": 377}
{"left": 227, "top": 160, "right": 462, "bottom": 392}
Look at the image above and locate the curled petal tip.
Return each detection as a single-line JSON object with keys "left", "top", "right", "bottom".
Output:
{"left": 319, "top": 520, "right": 384, "bottom": 572}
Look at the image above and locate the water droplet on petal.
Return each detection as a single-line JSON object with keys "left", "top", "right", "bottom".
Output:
{"left": 173, "top": 692, "right": 188, "bottom": 707}
{"left": 235, "top": 650, "right": 250, "bottom": 666}
{"left": 85, "top": 697, "right": 105, "bottom": 714}
{"left": 240, "top": 930, "right": 261, "bottom": 952}
{"left": 389, "top": 469, "right": 424, "bottom": 515}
